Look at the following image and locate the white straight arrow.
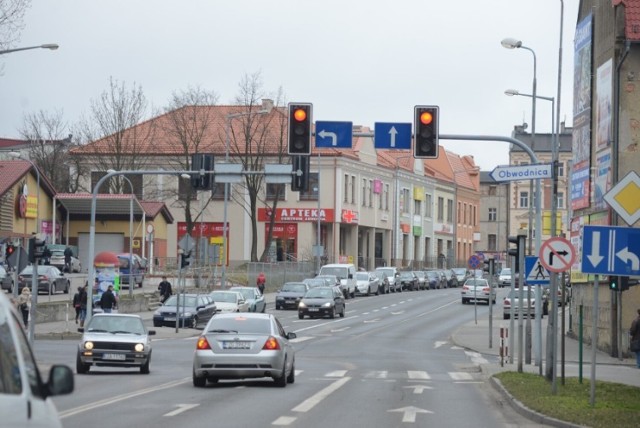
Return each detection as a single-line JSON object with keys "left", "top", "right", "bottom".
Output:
{"left": 388, "top": 406, "right": 433, "bottom": 423}
{"left": 403, "top": 384, "right": 433, "bottom": 394}
{"left": 616, "top": 247, "right": 640, "bottom": 270}
{"left": 388, "top": 126, "right": 398, "bottom": 147}
{"left": 587, "top": 231, "right": 604, "bottom": 267}
{"left": 318, "top": 130, "right": 337, "bottom": 146}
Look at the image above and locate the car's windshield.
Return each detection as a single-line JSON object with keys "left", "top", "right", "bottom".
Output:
{"left": 355, "top": 273, "right": 369, "bottom": 280}
{"left": 305, "top": 288, "right": 334, "bottom": 299}
{"left": 426, "top": 272, "right": 438, "bottom": 279}
{"left": 210, "top": 292, "right": 238, "bottom": 303}
{"left": 501, "top": 269, "right": 512, "bottom": 275}
{"left": 465, "top": 279, "right": 488, "bottom": 287}
{"left": 376, "top": 268, "right": 394, "bottom": 277}
{"left": 452, "top": 268, "right": 466, "bottom": 275}
{"left": 164, "top": 295, "right": 197, "bottom": 307}
{"left": 282, "top": 283, "right": 307, "bottom": 293}
{"left": 319, "top": 267, "right": 346, "bottom": 278}
{"left": 87, "top": 316, "right": 145, "bottom": 335}
{"left": 206, "top": 317, "right": 271, "bottom": 335}
{"left": 232, "top": 288, "right": 254, "bottom": 300}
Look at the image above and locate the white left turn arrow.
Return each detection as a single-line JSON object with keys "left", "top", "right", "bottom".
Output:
{"left": 388, "top": 406, "right": 433, "bottom": 423}
{"left": 388, "top": 126, "right": 398, "bottom": 147}
{"left": 616, "top": 247, "right": 640, "bottom": 270}
{"left": 318, "top": 129, "right": 337, "bottom": 146}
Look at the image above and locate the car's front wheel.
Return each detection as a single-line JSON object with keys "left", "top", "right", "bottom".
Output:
{"left": 140, "top": 358, "right": 150, "bottom": 374}
{"left": 76, "top": 354, "right": 90, "bottom": 374}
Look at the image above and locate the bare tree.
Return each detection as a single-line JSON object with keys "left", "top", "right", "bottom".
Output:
{"left": 225, "top": 72, "right": 289, "bottom": 262}
{"left": 75, "top": 77, "right": 153, "bottom": 194}
{"left": 0, "top": 0, "right": 30, "bottom": 51}
{"left": 160, "top": 86, "right": 219, "bottom": 241}
{"left": 19, "top": 109, "right": 87, "bottom": 192}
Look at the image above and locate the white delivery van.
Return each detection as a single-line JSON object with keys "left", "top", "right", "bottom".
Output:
{"left": 318, "top": 263, "right": 357, "bottom": 298}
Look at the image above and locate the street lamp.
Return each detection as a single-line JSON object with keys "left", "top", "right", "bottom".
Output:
{"left": 222, "top": 107, "right": 272, "bottom": 287}
{"left": 501, "top": 38, "right": 542, "bottom": 256}
{"left": 504, "top": 89, "right": 555, "bottom": 155}
{"left": 107, "top": 170, "right": 135, "bottom": 297}
{"left": 0, "top": 43, "right": 59, "bottom": 55}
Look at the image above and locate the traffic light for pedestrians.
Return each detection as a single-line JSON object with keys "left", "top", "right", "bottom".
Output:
{"left": 288, "top": 103, "right": 312, "bottom": 155}
{"left": 181, "top": 251, "right": 191, "bottom": 269}
{"left": 609, "top": 275, "right": 619, "bottom": 291}
{"left": 190, "top": 153, "right": 214, "bottom": 190}
{"left": 413, "top": 105, "right": 439, "bottom": 159}
{"left": 507, "top": 235, "right": 525, "bottom": 274}
{"left": 291, "top": 155, "right": 310, "bottom": 192}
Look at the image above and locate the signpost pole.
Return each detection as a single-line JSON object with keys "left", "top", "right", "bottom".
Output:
{"left": 509, "top": 255, "right": 515, "bottom": 364}
{"left": 517, "top": 235, "right": 525, "bottom": 373}
{"left": 590, "top": 275, "right": 599, "bottom": 407}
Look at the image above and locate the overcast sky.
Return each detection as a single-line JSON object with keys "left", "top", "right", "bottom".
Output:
{"left": 0, "top": 0, "right": 578, "bottom": 171}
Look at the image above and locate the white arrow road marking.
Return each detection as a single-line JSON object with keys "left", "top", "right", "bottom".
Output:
{"left": 616, "top": 247, "right": 640, "bottom": 270}
{"left": 388, "top": 126, "right": 398, "bottom": 147}
{"left": 434, "top": 341, "right": 447, "bottom": 349}
{"left": 163, "top": 404, "right": 199, "bottom": 417}
{"left": 403, "top": 384, "right": 433, "bottom": 394}
{"left": 292, "top": 377, "right": 351, "bottom": 412}
{"left": 388, "top": 406, "right": 434, "bottom": 423}
{"left": 318, "top": 129, "right": 337, "bottom": 146}
{"left": 272, "top": 416, "right": 297, "bottom": 426}
{"left": 587, "top": 230, "right": 604, "bottom": 267}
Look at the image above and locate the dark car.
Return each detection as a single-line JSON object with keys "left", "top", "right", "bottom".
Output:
{"left": 398, "top": 271, "right": 418, "bottom": 291}
{"left": 443, "top": 269, "right": 459, "bottom": 288}
{"left": 275, "top": 282, "right": 310, "bottom": 310}
{"left": 298, "top": 286, "right": 345, "bottom": 319}
{"left": 153, "top": 293, "right": 217, "bottom": 328}
{"left": 424, "top": 270, "right": 440, "bottom": 289}
{"left": 451, "top": 267, "right": 469, "bottom": 284}
{"left": 18, "top": 265, "right": 70, "bottom": 294}
{"left": 370, "top": 270, "right": 389, "bottom": 294}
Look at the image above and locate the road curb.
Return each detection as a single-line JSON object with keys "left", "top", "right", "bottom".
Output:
{"left": 35, "top": 332, "right": 82, "bottom": 341}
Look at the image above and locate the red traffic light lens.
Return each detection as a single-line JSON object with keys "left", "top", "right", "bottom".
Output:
{"left": 6, "top": 246, "right": 14, "bottom": 255}
{"left": 293, "top": 108, "right": 307, "bottom": 122}
{"left": 420, "top": 111, "right": 433, "bottom": 125}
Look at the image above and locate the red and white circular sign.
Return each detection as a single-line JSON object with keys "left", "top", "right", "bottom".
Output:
{"left": 538, "top": 237, "right": 576, "bottom": 273}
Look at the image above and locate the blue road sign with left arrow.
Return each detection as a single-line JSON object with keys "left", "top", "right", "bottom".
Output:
{"left": 374, "top": 122, "right": 412, "bottom": 149}
{"left": 581, "top": 225, "right": 640, "bottom": 276}
{"left": 315, "top": 121, "right": 353, "bottom": 148}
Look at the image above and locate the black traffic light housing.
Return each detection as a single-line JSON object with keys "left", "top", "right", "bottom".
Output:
{"left": 413, "top": 105, "right": 439, "bottom": 159}
{"left": 507, "top": 235, "right": 525, "bottom": 274}
{"left": 190, "top": 153, "right": 214, "bottom": 190}
{"left": 483, "top": 258, "right": 495, "bottom": 276}
{"left": 291, "top": 155, "right": 310, "bottom": 192}
{"left": 28, "top": 236, "right": 48, "bottom": 264}
{"left": 181, "top": 251, "right": 191, "bottom": 269}
{"left": 5, "top": 244, "right": 15, "bottom": 259}
{"left": 288, "top": 103, "right": 313, "bottom": 155}
{"left": 609, "top": 275, "right": 619, "bottom": 291}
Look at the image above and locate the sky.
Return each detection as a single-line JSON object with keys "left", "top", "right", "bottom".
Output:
{"left": 0, "top": 0, "right": 579, "bottom": 172}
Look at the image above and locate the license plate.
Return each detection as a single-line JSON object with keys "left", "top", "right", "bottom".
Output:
{"left": 308, "top": 308, "right": 319, "bottom": 312}
{"left": 103, "top": 353, "right": 126, "bottom": 361}
{"left": 222, "top": 341, "right": 250, "bottom": 350}
{"left": 164, "top": 317, "right": 176, "bottom": 321}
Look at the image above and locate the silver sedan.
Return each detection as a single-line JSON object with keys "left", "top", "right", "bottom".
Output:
{"left": 192, "top": 313, "right": 296, "bottom": 387}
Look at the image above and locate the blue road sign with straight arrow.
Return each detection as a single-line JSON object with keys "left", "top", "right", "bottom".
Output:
{"left": 374, "top": 122, "right": 412, "bottom": 149}
{"left": 315, "top": 121, "right": 353, "bottom": 148}
{"left": 581, "top": 225, "right": 640, "bottom": 276}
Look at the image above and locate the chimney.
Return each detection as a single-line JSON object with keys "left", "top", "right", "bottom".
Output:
{"left": 261, "top": 99, "right": 274, "bottom": 112}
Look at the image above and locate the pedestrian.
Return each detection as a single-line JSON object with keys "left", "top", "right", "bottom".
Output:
{"left": 256, "top": 272, "right": 266, "bottom": 295}
{"left": 63, "top": 246, "right": 73, "bottom": 273}
{"left": 79, "top": 285, "right": 87, "bottom": 327}
{"left": 17, "top": 287, "right": 31, "bottom": 328}
{"left": 157, "top": 276, "right": 172, "bottom": 303}
{"left": 630, "top": 308, "right": 640, "bottom": 368}
{"left": 100, "top": 285, "right": 117, "bottom": 313}
{"left": 72, "top": 286, "right": 82, "bottom": 324}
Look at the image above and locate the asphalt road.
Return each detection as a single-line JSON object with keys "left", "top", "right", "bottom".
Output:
{"left": 36, "top": 287, "right": 540, "bottom": 427}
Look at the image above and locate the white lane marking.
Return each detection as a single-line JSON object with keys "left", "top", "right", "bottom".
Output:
{"left": 272, "top": 416, "right": 297, "bottom": 426}
{"left": 388, "top": 406, "right": 434, "bottom": 423}
{"left": 293, "top": 317, "right": 355, "bottom": 333}
{"left": 449, "top": 372, "right": 473, "bottom": 381}
{"left": 330, "top": 327, "right": 350, "bottom": 332}
{"left": 163, "top": 404, "right": 199, "bottom": 417}
{"left": 365, "top": 371, "right": 387, "bottom": 379}
{"left": 407, "top": 370, "right": 430, "bottom": 380}
{"left": 289, "top": 336, "right": 313, "bottom": 343}
{"left": 325, "top": 370, "right": 348, "bottom": 377}
{"left": 434, "top": 341, "right": 447, "bottom": 348}
{"left": 292, "top": 377, "right": 351, "bottom": 413}
{"left": 363, "top": 318, "right": 380, "bottom": 323}
{"left": 416, "top": 299, "right": 460, "bottom": 318}
{"left": 294, "top": 370, "right": 303, "bottom": 377}
{"left": 391, "top": 311, "right": 405, "bottom": 315}
{"left": 464, "top": 351, "right": 489, "bottom": 365}
{"left": 404, "top": 384, "right": 433, "bottom": 394}
{"left": 362, "top": 312, "right": 370, "bottom": 315}
{"left": 59, "top": 378, "right": 190, "bottom": 418}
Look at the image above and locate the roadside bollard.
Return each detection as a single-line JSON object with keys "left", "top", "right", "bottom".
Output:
{"left": 500, "top": 327, "right": 509, "bottom": 367}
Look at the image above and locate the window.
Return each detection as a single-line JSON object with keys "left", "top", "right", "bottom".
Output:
{"left": 488, "top": 207, "right": 497, "bottom": 222}
{"left": 266, "top": 183, "right": 285, "bottom": 201}
{"left": 447, "top": 199, "right": 453, "bottom": 222}
{"left": 488, "top": 234, "right": 497, "bottom": 251}
{"left": 299, "top": 173, "right": 319, "bottom": 201}
{"left": 369, "top": 180, "right": 373, "bottom": 208}
{"left": 384, "top": 184, "right": 389, "bottom": 211}
{"left": 211, "top": 183, "right": 225, "bottom": 200}
{"left": 362, "top": 178, "right": 367, "bottom": 206}
{"left": 351, "top": 175, "right": 356, "bottom": 203}
{"left": 557, "top": 162, "right": 564, "bottom": 177}
{"left": 414, "top": 199, "right": 421, "bottom": 216}
{"left": 425, "top": 194, "right": 432, "bottom": 218}
{"left": 519, "top": 191, "right": 529, "bottom": 208}
{"left": 557, "top": 191, "right": 565, "bottom": 209}
{"left": 473, "top": 205, "right": 477, "bottom": 226}
{"left": 344, "top": 174, "right": 349, "bottom": 202}
{"left": 457, "top": 202, "right": 462, "bottom": 223}
{"left": 488, "top": 185, "right": 497, "bottom": 196}
{"left": 437, "top": 197, "right": 444, "bottom": 221}
{"left": 402, "top": 189, "right": 411, "bottom": 214}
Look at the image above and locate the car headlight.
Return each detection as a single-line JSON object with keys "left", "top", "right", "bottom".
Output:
{"left": 183, "top": 312, "right": 193, "bottom": 317}
{"left": 322, "top": 302, "right": 331, "bottom": 308}
{"left": 84, "top": 341, "right": 94, "bottom": 350}
{"left": 276, "top": 296, "right": 284, "bottom": 301}
{"left": 134, "top": 343, "right": 145, "bottom": 352}
{"left": 153, "top": 310, "right": 161, "bottom": 316}
{"left": 298, "top": 301, "right": 306, "bottom": 308}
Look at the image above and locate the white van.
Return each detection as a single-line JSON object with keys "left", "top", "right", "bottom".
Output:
{"left": 318, "top": 263, "right": 357, "bottom": 298}
{"left": 0, "top": 292, "right": 74, "bottom": 427}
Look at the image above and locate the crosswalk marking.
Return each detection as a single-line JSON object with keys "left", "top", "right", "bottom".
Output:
{"left": 464, "top": 351, "right": 489, "bottom": 365}
{"left": 407, "top": 370, "right": 430, "bottom": 380}
{"left": 448, "top": 372, "right": 473, "bottom": 381}
{"left": 365, "top": 370, "right": 388, "bottom": 379}
{"left": 325, "top": 370, "right": 348, "bottom": 377}
{"left": 317, "top": 370, "right": 472, "bottom": 382}
{"left": 272, "top": 416, "right": 296, "bottom": 426}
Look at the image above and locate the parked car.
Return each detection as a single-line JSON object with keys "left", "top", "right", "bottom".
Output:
{"left": 317, "top": 263, "right": 357, "bottom": 299}
{"left": 370, "top": 270, "right": 390, "bottom": 294}
{"left": 443, "top": 269, "right": 459, "bottom": 288}
{"left": 0, "top": 292, "right": 74, "bottom": 426}
{"left": 354, "top": 271, "right": 379, "bottom": 295}
{"left": 275, "top": 282, "right": 310, "bottom": 310}
{"left": 503, "top": 287, "right": 547, "bottom": 319}
{"left": 0, "top": 265, "right": 14, "bottom": 292}
{"left": 498, "top": 268, "right": 512, "bottom": 288}
{"left": 209, "top": 290, "right": 249, "bottom": 313}
{"left": 302, "top": 277, "right": 329, "bottom": 288}
{"left": 77, "top": 313, "right": 155, "bottom": 374}
{"left": 398, "top": 271, "right": 418, "bottom": 291}
{"left": 192, "top": 313, "right": 296, "bottom": 387}
{"left": 424, "top": 270, "right": 440, "bottom": 289}
{"left": 434, "top": 270, "right": 449, "bottom": 288}
{"left": 413, "top": 271, "right": 427, "bottom": 290}
{"left": 375, "top": 266, "right": 400, "bottom": 292}
{"left": 314, "top": 274, "right": 340, "bottom": 288}
{"left": 117, "top": 253, "right": 145, "bottom": 288}
{"left": 48, "top": 250, "right": 82, "bottom": 273}
{"left": 451, "top": 267, "right": 469, "bottom": 284}
{"left": 153, "top": 293, "right": 217, "bottom": 328}
{"left": 18, "top": 265, "right": 70, "bottom": 294}
{"left": 230, "top": 286, "right": 266, "bottom": 313}
{"left": 460, "top": 278, "right": 496, "bottom": 305}
{"left": 298, "top": 286, "right": 346, "bottom": 319}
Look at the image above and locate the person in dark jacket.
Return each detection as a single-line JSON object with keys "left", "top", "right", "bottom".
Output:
{"left": 79, "top": 285, "right": 88, "bottom": 327}
{"left": 72, "top": 286, "right": 82, "bottom": 324}
{"left": 630, "top": 308, "right": 640, "bottom": 368}
{"left": 100, "top": 285, "right": 117, "bottom": 313}
{"left": 158, "top": 276, "right": 172, "bottom": 303}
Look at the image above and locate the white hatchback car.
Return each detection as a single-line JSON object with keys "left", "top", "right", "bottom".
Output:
{"left": 209, "top": 290, "right": 249, "bottom": 313}
{"left": 0, "top": 292, "right": 74, "bottom": 427}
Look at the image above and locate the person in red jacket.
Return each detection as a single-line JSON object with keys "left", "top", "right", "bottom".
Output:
{"left": 256, "top": 272, "right": 266, "bottom": 295}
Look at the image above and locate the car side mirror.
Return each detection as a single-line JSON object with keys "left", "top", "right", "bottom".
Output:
{"left": 287, "top": 332, "right": 297, "bottom": 340}
{"left": 46, "top": 365, "right": 74, "bottom": 397}
{"left": 148, "top": 330, "right": 156, "bottom": 335}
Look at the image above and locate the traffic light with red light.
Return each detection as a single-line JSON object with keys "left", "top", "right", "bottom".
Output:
{"left": 414, "top": 105, "right": 439, "bottom": 159}
{"left": 288, "top": 103, "right": 313, "bottom": 155}
{"left": 5, "top": 244, "right": 15, "bottom": 259}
